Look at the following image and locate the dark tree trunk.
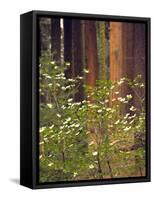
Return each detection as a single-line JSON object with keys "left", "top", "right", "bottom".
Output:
{"left": 72, "top": 19, "right": 84, "bottom": 101}
{"left": 133, "top": 23, "right": 146, "bottom": 176}
{"left": 133, "top": 23, "right": 146, "bottom": 82}
{"left": 51, "top": 18, "right": 61, "bottom": 62}
{"left": 39, "top": 18, "right": 51, "bottom": 56}
{"left": 64, "top": 19, "right": 73, "bottom": 78}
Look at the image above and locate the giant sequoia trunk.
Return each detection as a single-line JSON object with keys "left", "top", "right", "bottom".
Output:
{"left": 109, "top": 22, "right": 124, "bottom": 108}
{"left": 84, "top": 20, "right": 99, "bottom": 87}
{"left": 64, "top": 19, "right": 84, "bottom": 101}
{"left": 133, "top": 23, "right": 146, "bottom": 176}
{"left": 109, "top": 22, "right": 123, "bottom": 82}
{"left": 109, "top": 21, "right": 146, "bottom": 176}
{"left": 110, "top": 22, "right": 145, "bottom": 101}
{"left": 72, "top": 20, "right": 84, "bottom": 101}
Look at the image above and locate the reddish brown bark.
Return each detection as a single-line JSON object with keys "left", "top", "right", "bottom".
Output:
{"left": 109, "top": 22, "right": 123, "bottom": 82}
{"left": 84, "top": 20, "right": 98, "bottom": 87}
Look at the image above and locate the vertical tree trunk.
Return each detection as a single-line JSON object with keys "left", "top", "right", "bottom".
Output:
{"left": 72, "top": 19, "right": 84, "bottom": 101}
{"left": 109, "top": 22, "right": 123, "bottom": 82}
{"left": 64, "top": 19, "right": 84, "bottom": 101}
{"left": 98, "top": 21, "right": 106, "bottom": 80}
{"left": 64, "top": 19, "right": 73, "bottom": 78}
{"left": 109, "top": 22, "right": 136, "bottom": 106}
{"left": 109, "top": 21, "right": 146, "bottom": 176}
{"left": 122, "top": 23, "right": 134, "bottom": 79}
{"left": 133, "top": 23, "right": 145, "bottom": 82}
{"left": 51, "top": 18, "right": 61, "bottom": 62}
{"left": 84, "top": 20, "right": 99, "bottom": 87}
{"left": 39, "top": 18, "right": 51, "bottom": 56}
{"left": 39, "top": 17, "right": 51, "bottom": 103}
{"left": 109, "top": 22, "right": 123, "bottom": 106}
{"left": 133, "top": 23, "right": 146, "bottom": 176}
{"left": 122, "top": 22, "right": 135, "bottom": 111}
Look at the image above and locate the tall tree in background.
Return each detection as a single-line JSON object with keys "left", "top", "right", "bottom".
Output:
{"left": 96, "top": 21, "right": 107, "bottom": 80}
{"left": 132, "top": 23, "right": 146, "bottom": 176}
{"left": 110, "top": 22, "right": 145, "bottom": 99}
{"left": 51, "top": 18, "right": 61, "bottom": 61}
{"left": 110, "top": 21, "right": 146, "bottom": 176}
{"left": 133, "top": 23, "right": 145, "bottom": 82}
{"left": 39, "top": 18, "right": 51, "bottom": 56}
{"left": 64, "top": 19, "right": 84, "bottom": 101}
{"left": 84, "top": 20, "right": 99, "bottom": 87}
{"left": 64, "top": 19, "right": 73, "bottom": 78}
{"left": 72, "top": 19, "right": 84, "bottom": 101}
{"left": 109, "top": 22, "right": 123, "bottom": 82}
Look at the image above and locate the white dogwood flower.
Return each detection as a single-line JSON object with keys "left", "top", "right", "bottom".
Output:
{"left": 130, "top": 106, "right": 136, "bottom": 111}
{"left": 89, "top": 164, "right": 95, "bottom": 169}
{"left": 92, "top": 152, "right": 98, "bottom": 156}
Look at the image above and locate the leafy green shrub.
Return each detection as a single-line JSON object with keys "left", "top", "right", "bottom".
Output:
{"left": 39, "top": 55, "right": 145, "bottom": 182}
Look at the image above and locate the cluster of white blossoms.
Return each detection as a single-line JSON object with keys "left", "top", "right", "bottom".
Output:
{"left": 108, "top": 124, "right": 113, "bottom": 128}
{"left": 50, "top": 61, "right": 56, "bottom": 65}
{"left": 56, "top": 113, "right": 61, "bottom": 118}
{"left": 68, "top": 98, "right": 73, "bottom": 102}
{"left": 89, "top": 164, "right": 95, "bottom": 169}
{"left": 83, "top": 68, "right": 89, "bottom": 73}
{"left": 128, "top": 114, "right": 136, "bottom": 119}
{"left": 65, "top": 62, "right": 71, "bottom": 66}
{"left": 108, "top": 108, "right": 115, "bottom": 113}
{"left": 59, "top": 119, "right": 81, "bottom": 131}
{"left": 82, "top": 100, "right": 90, "bottom": 104}
{"left": 104, "top": 99, "right": 109, "bottom": 103}
{"left": 63, "top": 117, "right": 71, "bottom": 125}
{"left": 92, "top": 151, "right": 98, "bottom": 156}
{"left": 54, "top": 65, "right": 58, "bottom": 69}
{"left": 123, "top": 126, "right": 131, "bottom": 132}
{"left": 140, "top": 83, "right": 144, "bottom": 88}
{"left": 55, "top": 83, "right": 60, "bottom": 87}
{"left": 129, "top": 119, "right": 135, "bottom": 125}
{"left": 61, "top": 84, "right": 75, "bottom": 91}
{"left": 42, "top": 73, "right": 52, "bottom": 79}
{"left": 61, "top": 105, "right": 66, "bottom": 110}
{"left": 114, "top": 119, "right": 120, "bottom": 125}
{"left": 49, "top": 124, "right": 54, "bottom": 129}
{"left": 48, "top": 162, "right": 54, "bottom": 167}
{"left": 40, "top": 127, "right": 46, "bottom": 133}
{"left": 68, "top": 78, "right": 76, "bottom": 82}
{"left": 69, "top": 123, "right": 80, "bottom": 128}
{"left": 117, "top": 97, "right": 126, "bottom": 102}
{"left": 126, "top": 94, "right": 132, "bottom": 100}
{"left": 47, "top": 103, "right": 52, "bottom": 108}
{"left": 73, "top": 172, "right": 78, "bottom": 177}
{"left": 117, "top": 78, "right": 125, "bottom": 85}
{"left": 130, "top": 106, "right": 136, "bottom": 112}
{"left": 67, "top": 102, "right": 82, "bottom": 108}
{"left": 97, "top": 109, "right": 103, "bottom": 113}
{"left": 87, "top": 104, "right": 99, "bottom": 109}
{"left": 124, "top": 113, "right": 130, "bottom": 119}
{"left": 48, "top": 83, "right": 52, "bottom": 87}
{"left": 77, "top": 76, "right": 83, "bottom": 80}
